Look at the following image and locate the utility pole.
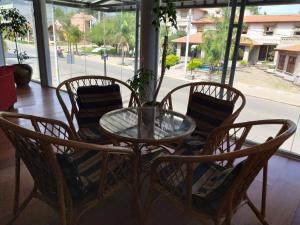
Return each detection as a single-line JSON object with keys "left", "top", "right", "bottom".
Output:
{"left": 184, "top": 9, "right": 192, "bottom": 74}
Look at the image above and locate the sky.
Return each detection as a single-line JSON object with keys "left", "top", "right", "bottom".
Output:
{"left": 259, "top": 5, "right": 300, "bottom": 15}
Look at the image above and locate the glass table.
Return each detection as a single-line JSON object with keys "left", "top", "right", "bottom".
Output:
{"left": 99, "top": 107, "right": 196, "bottom": 150}
{"left": 100, "top": 107, "right": 196, "bottom": 212}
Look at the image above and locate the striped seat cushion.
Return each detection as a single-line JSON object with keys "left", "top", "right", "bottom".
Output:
{"left": 187, "top": 92, "right": 234, "bottom": 138}
{"left": 57, "top": 149, "right": 129, "bottom": 201}
{"left": 56, "top": 150, "right": 102, "bottom": 200}
{"left": 158, "top": 158, "right": 243, "bottom": 215}
{"left": 78, "top": 126, "right": 110, "bottom": 144}
{"left": 76, "top": 84, "right": 123, "bottom": 128}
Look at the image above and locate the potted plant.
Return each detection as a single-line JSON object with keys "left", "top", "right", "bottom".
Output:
{"left": 0, "top": 8, "right": 32, "bottom": 87}
{"left": 127, "top": 0, "right": 177, "bottom": 106}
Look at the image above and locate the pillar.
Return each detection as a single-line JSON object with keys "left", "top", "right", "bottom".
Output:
{"left": 243, "top": 46, "right": 250, "bottom": 62}
{"left": 140, "top": 0, "right": 159, "bottom": 102}
{"left": 274, "top": 51, "right": 279, "bottom": 65}
{"left": 32, "top": 0, "right": 52, "bottom": 86}
{"left": 176, "top": 43, "right": 181, "bottom": 57}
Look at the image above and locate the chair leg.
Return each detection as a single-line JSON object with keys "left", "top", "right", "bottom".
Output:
{"left": 13, "top": 154, "right": 20, "bottom": 214}
{"left": 246, "top": 196, "right": 269, "bottom": 225}
{"left": 219, "top": 205, "right": 233, "bottom": 225}
{"left": 220, "top": 216, "right": 232, "bottom": 225}
{"left": 128, "top": 180, "right": 143, "bottom": 225}
{"left": 261, "top": 164, "right": 268, "bottom": 217}
{"left": 7, "top": 189, "right": 34, "bottom": 225}
{"left": 58, "top": 200, "right": 68, "bottom": 225}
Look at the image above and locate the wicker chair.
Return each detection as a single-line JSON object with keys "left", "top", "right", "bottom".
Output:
{"left": 56, "top": 76, "right": 141, "bottom": 144}
{"left": 159, "top": 82, "right": 246, "bottom": 151}
{"left": 145, "top": 119, "right": 296, "bottom": 225}
{"left": 0, "top": 112, "right": 138, "bottom": 225}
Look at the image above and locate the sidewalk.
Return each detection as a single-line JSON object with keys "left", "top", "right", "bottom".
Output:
{"left": 77, "top": 54, "right": 135, "bottom": 70}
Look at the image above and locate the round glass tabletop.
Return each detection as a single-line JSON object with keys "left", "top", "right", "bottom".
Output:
{"left": 99, "top": 107, "right": 196, "bottom": 144}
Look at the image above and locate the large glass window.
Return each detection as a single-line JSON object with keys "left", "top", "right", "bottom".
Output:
{"left": 156, "top": 3, "right": 300, "bottom": 155}
{"left": 0, "top": 0, "right": 40, "bottom": 81}
{"left": 234, "top": 4, "right": 300, "bottom": 154}
{"left": 158, "top": 6, "right": 231, "bottom": 113}
{"left": 47, "top": 4, "right": 137, "bottom": 88}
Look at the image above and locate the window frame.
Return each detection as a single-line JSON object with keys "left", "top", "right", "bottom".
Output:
{"left": 264, "top": 25, "right": 275, "bottom": 36}
{"left": 277, "top": 54, "right": 286, "bottom": 71}
{"left": 286, "top": 55, "right": 296, "bottom": 74}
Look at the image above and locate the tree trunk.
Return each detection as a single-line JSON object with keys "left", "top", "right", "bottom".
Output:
{"left": 154, "top": 35, "right": 168, "bottom": 101}
{"left": 121, "top": 48, "right": 125, "bottom": 65}
{"left": 75, "top": 43, "right": 78, "bottom": 55}
{"left": 14, "top": 33, "right": 20, "bottom": 64}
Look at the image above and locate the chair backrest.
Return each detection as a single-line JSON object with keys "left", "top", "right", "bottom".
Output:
{"left": 56, "top": 76, "right": 141, "bottom": 132}
{"left": 0, "top": 112, "right": 133, "bottom": 206}
{"left": 159, "top": 82, "right": 246, "bottom": 129}
{"left": 202, "top": 119, "right": 296, "bottom": 216}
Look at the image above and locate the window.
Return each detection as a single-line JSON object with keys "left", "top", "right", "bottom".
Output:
{"left": 242, "top": 24, "right": 248, "bottom": 34}
{"left": 294, "top": 25, "right": 300, "bottom": 36}
{"left": 264, "top": 25, "right": 274, "bottom": 35}
{"left": 277, "top": 54, "right": 286, "bottom": 70}
{"left": 197, "top": 25, "right": 204, "bottom": 32}
{"left": 178, "top": 26, "right": 185, "bottom": 31}
{"left": 286, "top": 56, "right": 296, "bottom": 74}
{"left": 178, "top": 10, "right": 188, "bottom": 19}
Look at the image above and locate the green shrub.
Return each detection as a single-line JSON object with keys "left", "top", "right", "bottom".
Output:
{"left": 81, "top": 46, "right": 94, "bottom": 53}
{"left": 268, "top": 64, "right": 275, "bottom": 69}
{"left": 187, "top": 58, "right": 202, "bottom": 71}
{"left": 99, "top": 48, "right": 118, "bottom": 56}
{"left": 262, "top": 60, "right": 269, "bottom": 65}
{"left": 239, "top": 60, "right": 247, "bottom": 66}
{"left": 166, "top": 54, "right": 180, "bottom": 67}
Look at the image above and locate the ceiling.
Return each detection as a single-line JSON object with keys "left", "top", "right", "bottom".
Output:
{"left": 48, "top": 0, "right": 300, "bottom": 12}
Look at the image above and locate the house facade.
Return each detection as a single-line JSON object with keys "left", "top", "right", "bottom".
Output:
{"left": 173, "top": 9, "right": 218, "bottom": 58}
{"left": 172, "top": 11, "right": 300, "bottom": 84}
{"left": 274, "top": 37, "right": 300, "bottom": 85}
{"left": 241, "top": 14, "right": 300, "bottom": 65}
{"left": 70, "top": 12, "right": 96, "bottom": 33}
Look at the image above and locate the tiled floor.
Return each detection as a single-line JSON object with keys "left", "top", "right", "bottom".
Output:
{"left": 1, "top": 82, "right": 300, "bottom": 225}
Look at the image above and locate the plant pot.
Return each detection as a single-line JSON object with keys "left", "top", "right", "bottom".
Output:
{"left": 138, "top": 106, "right": 156, "bottom": 139}
{"left": 142, "top": 101, "right": 162, "bottom": 116}
{"left": 13, "top": 64, "right": 32, "bottom": 87}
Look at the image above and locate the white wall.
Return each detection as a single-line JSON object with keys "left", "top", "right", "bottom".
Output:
{"left": 192, "top": 9, "right": 205, "bottom": 20}
{"left": 246, "top": 22, "right": 298, "bottom": 45}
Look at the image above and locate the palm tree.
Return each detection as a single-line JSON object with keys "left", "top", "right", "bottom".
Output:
{"left": 200, "top": 9, "right": 232, "bottom": 73}
{"left": 60, "top": 20, "right": 82, "bottom": 55}
{"left": 113, "top": 13, "right": 135, "bottom": 65}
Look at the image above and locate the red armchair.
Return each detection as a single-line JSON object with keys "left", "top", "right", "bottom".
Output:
{"left": 0, "top": 66, "right": 17, "bottom": 110}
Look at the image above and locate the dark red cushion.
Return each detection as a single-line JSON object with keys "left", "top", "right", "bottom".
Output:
{"left": 0, "top": 66, "right": 17, "bottom": 110}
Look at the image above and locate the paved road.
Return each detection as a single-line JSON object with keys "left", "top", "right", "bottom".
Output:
{"left": 5, "top": 42, "right": 300, "bottom": 154}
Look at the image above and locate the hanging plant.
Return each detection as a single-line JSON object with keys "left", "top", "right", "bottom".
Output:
{"left": 127, "top": 67, "right": 154, "bottom": 103}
